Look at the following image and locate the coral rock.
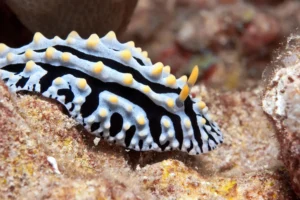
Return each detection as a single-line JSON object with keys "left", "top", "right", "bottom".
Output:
{"left": 262, "top": 35, "right": 300, "bottom": 197}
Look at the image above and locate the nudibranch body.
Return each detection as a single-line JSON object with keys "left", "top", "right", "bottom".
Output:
{"left": 0, "top": 31, "right": 223, "bottom": 155}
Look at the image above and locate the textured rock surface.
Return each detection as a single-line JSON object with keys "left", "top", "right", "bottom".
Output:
{"left": 6, "top": 0, "right": 138, "bottom": 38}
{"left": 0, "top": 81, "right": 297, "bottom": 199}
{"left": 262, "top": 35, "right": 300, "bottom": 197}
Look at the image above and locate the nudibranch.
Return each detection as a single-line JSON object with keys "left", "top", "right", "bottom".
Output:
{"left": 0, "top": 31, "right": 223, "bottom": 155}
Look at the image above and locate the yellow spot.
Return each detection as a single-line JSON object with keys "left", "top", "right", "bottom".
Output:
{"left": 54, "top": 77, "right": 63, "bottom": 85}
{"left": 109, "top": 95, "right": 118, "bottom": 104}
{"left": 45, "top": 47, "right": 56, "bottom": 60}
{"left": 187, "top": 65, "right": 199, "bottom": 87}
{"left": 200, "top": 117, "right": 206, "bottom": 125}
{"left": 66, "top": 37, "right": 75, "bottom": 44}
{"left": 162, "top": 119, "right": 170, "bottom": 128}
{"left": 168, "top": 130, "right": 174, "bottom": 138}
{"left": 33, "top": 32, "right": 44, "bottom": 44}
{"left": 136, "top": 116, "right": 145, "bottom": 126}
{"left": 74, "top": 97, "right": 84, "bottom": 104}
{"left": 179, "top": 75, "right": 187, "bottom": 83}
{"left": 142, "top": 85, "right": 151, "bottom": 93}
{"left": 138, "top": 131, "right": 147, "bottom": 138}
{"left": 68, "top": 31, "right": 79, "bottom": 38}
{"left": 54, "top": 36, "right": 61, "bottom": 42}
{"left": 99, "top": 109, "right": 107, "bottom": 118}
{"left": 123, "top": 123, "right": 130, "bottom": 130}
{"left": 151, "top": 62, "right": 163, "bottom": 77}
{"left": 25, "top": 49, "right": 34, "bottom": 59}
{"left": 197, "top": 101, "right": 206, "bottom": 110}
{"left": 86, "top": 34, "right": 100, "bottom": 49}
{"left": 146, "top": 58, "right": 151, "bottom": 63}
{"left": 126, "top": 105, "right": 133, "bottom": 113}
{"left": 6, "top": 53, "right": 14, "bottom": 62}
{"left": 166, "top": 75, "right": 176, "bottom": 86}
{"left": 142, "top": 51, "right": 148, "bottom": 58}
{"left": 166, "top": 98, "right": 174, "bottom": 108}
{"left": 136, "top": 47, "right": 142, "bottom": 53}
{"left": 106, "top": 31, "right": 116, "bottom": 40}
{"left": 163, "top": 65, "right": 171, "bottom": 73}
{"left": 25, "top": 61, "right": 35, "bottom": 72}
{"left": 120, "top": 49, "right": 132, "bottom": 62}
{"left": 92, "top": 61, "right": 104, "bottom": 74}
{"left": 126, "top": 41, "right": 135, "bottom": 47}
{"left": 179, "top": 84, "right": 190, "bottom": 102}
{"left": 123, "top": 73, "right": 133, "bottom": 85}
{"left": 61, "top": 52, "right": 71, "bottom": 62}
{"left": 87, "top": 116, "right": 95, "bottom": 124}
{"left": 184, "top": 119, "right": 191, "bottom": 129}
{"left": 0, "top": 43, "right": 8, "bottom": 53}
{"left": 76, "top": 78, "right": 87, "bottom": 90}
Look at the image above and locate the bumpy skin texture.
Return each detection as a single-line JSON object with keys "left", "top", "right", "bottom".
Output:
{"left": 0, "top": 31, "right": 223, "bottom": 155}
{"left": 6, "top": 0, "right": 138, "bottom": 38}
{"left": 262, "top": 36, "right": 300, "bottom": 197}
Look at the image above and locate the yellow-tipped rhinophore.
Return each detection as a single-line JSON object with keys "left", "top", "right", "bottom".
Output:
{"left": 176, "top": 84, "right": 190, "bottom": 107}
{"left": 86, "top": 34, "right": 100, "bottom": 49}
{"left": 120, "top": 49, "right": 132, "bottom": 62}
{"left": 151, "top": 62, "right": 163, "bottom": 77}
{"left": 33, "top": 32, "right": 45, "bottom": 44}
{"left": 187, "top": 65, "right": 199, "bottom": 87}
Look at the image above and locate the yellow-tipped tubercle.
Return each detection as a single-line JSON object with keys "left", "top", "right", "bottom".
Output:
{"left": 86, "top": 34, "right": 100, "bottom": 49}
{"left": 151, "top": 62, "right": 163, "bottom": 77}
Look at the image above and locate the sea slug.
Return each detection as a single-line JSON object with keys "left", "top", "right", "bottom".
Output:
{"left": 0, "top": 31, "right": 223, "bottom": 155}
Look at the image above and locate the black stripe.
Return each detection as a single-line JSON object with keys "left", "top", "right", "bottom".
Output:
{"left": 53, "top": 45, "right": 177, "bottom": 94}
{"left": 125, "top": 125, "right": 136, "bottom": 147}
{"left": 109, "top": 113, "right": 123, "bottom": 137}
{"left": 2, "top": 62, "right": 201, "bottom": 152}
{"left": 57, "top": 88, "right": 74, "bottom": 104}
{"left": 91, "top": 122, "right": 101, "bottom": 132}
{"left": 36, "top": 63, "right": 184, "bottom": 150}
{"left": 186, "top": 99, "right": 203, "bottom": 153}
{"left": 16, "top": 76, "right": 29, "bottom": 88}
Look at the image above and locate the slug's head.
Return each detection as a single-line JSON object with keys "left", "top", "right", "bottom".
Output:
{"left": 172, "top": 66, "right": 224, "bottom": 155}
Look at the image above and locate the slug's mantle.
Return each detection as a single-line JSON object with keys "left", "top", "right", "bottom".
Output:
{"left": 0, "top": 31, "right": 223, "bottom": 155}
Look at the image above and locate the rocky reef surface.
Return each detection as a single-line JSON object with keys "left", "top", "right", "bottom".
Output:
{"left": 0, "top": 80, "right": 297, "bottom": 199}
